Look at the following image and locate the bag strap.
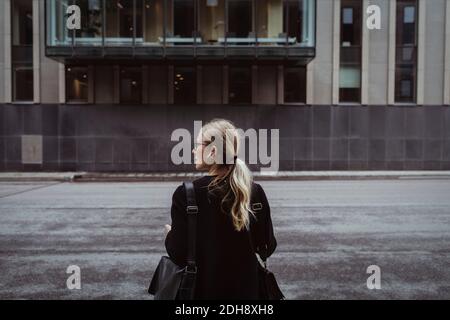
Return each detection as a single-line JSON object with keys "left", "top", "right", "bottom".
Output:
{"left": 183, "top": 181, "right": 198, "bottom": 274}
{"left": 249, "top": 183, "right": 269, "bottom": 266}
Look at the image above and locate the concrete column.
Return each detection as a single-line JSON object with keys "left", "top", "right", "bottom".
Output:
{"left": 88, "top": 65, "right": 95, "bottom": 104}
{"left": 444, "top": 0, "right": 450, "bottom": 105}
{"left": 361, "top": 0, "right": 370, "bottom": 105}
{"left": 306, "top": 61, "right": 313, "bottom": 105}
{"left": 277, "top": 65, "right": 284, "bottom": 105}
{"left": 252, "top": 65, "right": 258, "bottom": 104}
{"left": 58, "top": 63, "right": 65, "bottom": 104}
{"left": 168, "top": 65, "right": 174, "bottom": 104}
{"left": 197, "top": 65, "right": 203, "bottom": 104}
{"left": 387, "top": 0, "right": 396, "bottom": 105}
{"left": 33, "top": 0, "right": 40, "bottom": 103}
{"left": 4, "top": 0, "right": 12, "bottom": 103}
{"left": 222, "top": 65, "right": 229, "bottom": 104}
{"left": 332, "top": 0, "right": 341, "bottom": 105}
{"left": 113, "top": 65, "right": 120, "bottom": 104}
{"left": 142, "top": 65, "right": 149, "bottom": 104}
{"left": 416, "top": 0, "right": 426, "bottom": 105}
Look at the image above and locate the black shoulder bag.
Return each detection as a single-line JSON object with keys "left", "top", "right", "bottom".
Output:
{"left": 148, "top": 181, "right": 198, "bottom": 300}
{"left": 250, "top": 186, "right": 285, "bottom": 300}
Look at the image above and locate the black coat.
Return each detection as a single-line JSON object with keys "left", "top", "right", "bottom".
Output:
{"left": 165, "top": 175, "right": 277, "bottom": 300}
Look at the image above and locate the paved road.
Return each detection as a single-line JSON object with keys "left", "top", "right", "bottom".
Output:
{"left": 0, "top": 179, "right": 449, "bottom": 299}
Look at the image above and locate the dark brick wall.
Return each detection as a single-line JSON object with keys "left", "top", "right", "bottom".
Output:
{"left": 1, "top": 104, "right": 450, "bottom": 172}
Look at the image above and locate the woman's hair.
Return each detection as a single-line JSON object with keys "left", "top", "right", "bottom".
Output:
{"left": 201, "top": 119, "right": 254, "bottom": 232}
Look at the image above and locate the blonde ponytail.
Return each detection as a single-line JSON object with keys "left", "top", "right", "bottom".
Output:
{"left": 201, "top": 119, "right": 254, "bottom": 232}
{"left": 228, "top": 157, "right": 254, "bottom": 231}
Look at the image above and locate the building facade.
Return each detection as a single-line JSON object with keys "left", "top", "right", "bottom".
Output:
{"left": 1, "top": 0, "right": 450, "bottom": 172}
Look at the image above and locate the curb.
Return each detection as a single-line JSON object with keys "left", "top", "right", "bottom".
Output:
{"left": 1, "top": 171, "right": 450, "bottom": 182}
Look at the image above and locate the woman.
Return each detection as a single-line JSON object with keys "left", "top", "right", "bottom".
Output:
{"left": 164, "top": 119, "right": 277, "bottom": 300}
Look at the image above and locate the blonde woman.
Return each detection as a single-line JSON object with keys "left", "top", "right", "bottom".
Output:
{"left": 164, "top": 119, "right": 277, "bottom": 300}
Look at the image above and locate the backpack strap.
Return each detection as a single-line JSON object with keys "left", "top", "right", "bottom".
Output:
{"left": 183, "top": 181, "right": 198, "bottom": 274}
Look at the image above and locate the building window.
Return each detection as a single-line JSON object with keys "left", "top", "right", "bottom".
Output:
{"left": 74, "top": 0, "right": 103, "bottom": 45}
{"left": 142, "top": 0, "right": 165, "bottom": 45}
{"left": 105, "top": 0, "right": 142, "bottom": 45}
{"left": 174, "top": 67, "right": 197, "bottom": 104}
{"left": 227, "top": 0, "right": 253, "bottom": 39}
{"left": 284, "top": 67, "right": 306, "bottom": 103}
{"left": 120, "top": 67, "right": 143, "bottom": 104}
{"left": 66, "top": 66, "right": 89, "bottom": 102}
{"left": 339, "top": 0, "right": 361, "bottom": 103}
{"left": 229, "top": 66, "right": 252, "bottom": 104}
{"left": 395, "top": 0, "right": 417, "bottom": 103}
{"left": 283, "top": 0, "right": 303, "bottom": 44}
{"left": 173, "top": 0, "right": 196, "bottom": 38}
{"left": 12, "top": 0, "right": 33, "bottom": 102}
{"left": 198, "top": 0, "right": 225, "bottom": 45}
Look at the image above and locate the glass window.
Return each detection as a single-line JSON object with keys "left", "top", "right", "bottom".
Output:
{"left": 12, "top": 0, "right": 33, "bottom": 46}
{"left": 227, "top": 0, "right": 253, "bottom": 41}
{"left": 339, "top": 0, "right": 361, "bottom": 103}
{"left": 284, "top": 67, "right": 306, "bottom": 103}
{"left": 395, "top": 0, "right": 417, "bottom": 103}
{"left": 257, "top": 0, "right": 284, "bottom": 46}
{"left": 339, "top": 65, "right": 361, "bottom": 102}
{"left": 74, "top": 0, "right": 103, "bottom": 46}
{"left": 404, "top": 6, "right": 415, "bottom": 23}
{"left": 66, "top": 66, "right": 89, "bottom": 102}
{"left": 12, "top": 0, "right": 33, "bottom": 102}
{"left": 198, "top": 0, "right": 225, "bottom": 45}
{"left": 120, "top": 67, "right": 143, "bottom": 104}
{"left": 13, "top": 64, "right": 34, "bottom": 102}
{"left": 46, "top": 0, "right": 71, "bottom": 46}
{"left": 174, "top": 67, "right": 197, "bottom": 104}
{"left": 343, "top": 8, "right": 353, "bottom": 24}
{"left": 229, "top": 66, "right": 252, "bottom": 104}
{"left": 341, "top": 2, "right": 361, "bottom": 46}
{"left": 174, "top": 0, "right": 196, "bottom": 38}
{"left": 283, "top": 0, "right": 316, "bottom": 46}
{"left": 105, "top": 0, "right": 142, "bottom": 45}
{"left": 283, "top": 0, "right": 302, "bottom": 44}
{"left": 142, "top": 0, "right": 165, "bottom": 45}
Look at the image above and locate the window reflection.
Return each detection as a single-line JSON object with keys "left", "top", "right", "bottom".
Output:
{"left": 339, "top": 0, "right": 361, "bottom": 103}
{"left": 395, "top": 0, "right": 417, "bottom": 103}
{"left": 120, "top": 67, "right": 143, "bottom": 104}
{"left": 229, "top": 66, "right": 252, "bottom": 104}
{"left": 284, "top": 67, "right": 306, "bottom": 103}
{"left": 142, "top": 0, "right": 164, "bottom": 45}
{"left": 198, "top": 0, "right": 225, "bottom": 45}
{"left": 47, "top": 0, "right": 71, "bottom": 46}
{"left": 174, "top": 67, "right": 197, "bottom": 104}
{"left": 227, "top": 0, "right": 253, "bottom": 42}
{"left": 257, "top": 0, "right": 284, "bottom": 46}
{"left": 105, "top": 0, "right": 142, "bottom": 45}
{"left": 66, "top": 66, "right": 89, "bottom": 102}
{"left": 74, "top": 0, "right": 102, "bottom": 45}
{"left": 46, "top": 0, "right": 315, "bottom": 48}
{"left": 12, "top": 0, "right": 34, "bottom": 102}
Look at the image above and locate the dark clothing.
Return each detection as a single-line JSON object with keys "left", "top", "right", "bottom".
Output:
{"left": 165, "top": 175, "right": 277, "bottom": 300}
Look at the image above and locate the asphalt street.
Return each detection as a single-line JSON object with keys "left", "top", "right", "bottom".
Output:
{"left": 0, "top": 179, "right": 449, "bottom": 299}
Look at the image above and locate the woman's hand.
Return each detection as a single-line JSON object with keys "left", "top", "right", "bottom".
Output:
{"left": 164, "top": 224, "right": 172, "bottom": 235}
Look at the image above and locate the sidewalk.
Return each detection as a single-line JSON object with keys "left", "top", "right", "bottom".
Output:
{"left": 1, "top": 171, "right": 450, "bottom": 182}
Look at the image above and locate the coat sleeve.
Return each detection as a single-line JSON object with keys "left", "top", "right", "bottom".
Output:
{"left": 255, "top": 183, "right": 277, "bottom": 259}
{"left": 164, "top": 184, "right": 188, "bottom": 267}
